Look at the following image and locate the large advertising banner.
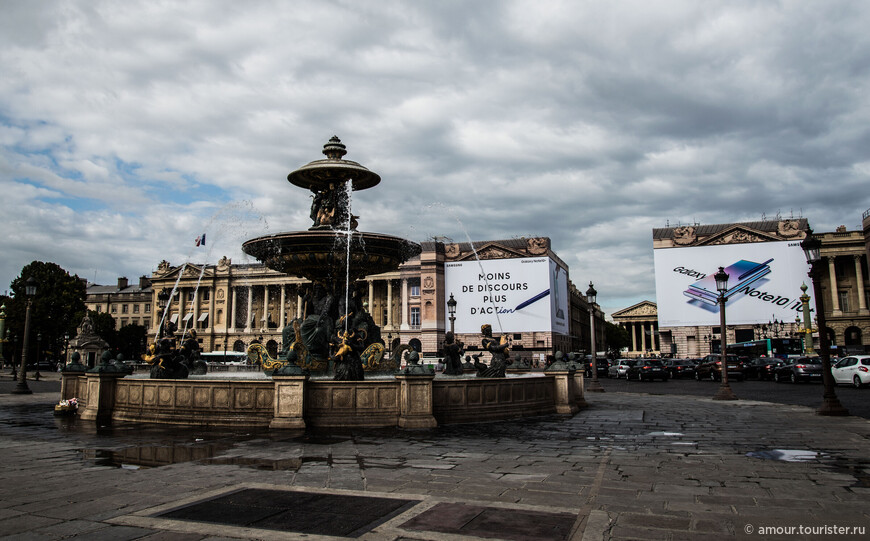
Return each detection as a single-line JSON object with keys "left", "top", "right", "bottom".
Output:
{"left": 654, "top": 241, "right": 810, "bottom": 326}
{"left": 444, "top": 257, "right": 569, "bottom": 334}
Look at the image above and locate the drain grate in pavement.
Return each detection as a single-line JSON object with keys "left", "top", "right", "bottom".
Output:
{"left": 158, "top": 488, "right": 418, "bottom": 537}
{"left": 399, "top": 502, "right": 577, "bottom": 541}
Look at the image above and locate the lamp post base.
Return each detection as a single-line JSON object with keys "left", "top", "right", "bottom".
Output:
{"left": 712, "top": 382, "right": 737, "bottom": 401}
{"left": 586, "top": 378, "right": 605, "bottom": 393}
{"left": 12, "top": 382, "right": 32, "bottom": 395}
{"left": 818, "top": 397, "right": 849, "bottom": 416}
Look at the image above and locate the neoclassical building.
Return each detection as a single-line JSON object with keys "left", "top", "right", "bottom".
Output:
{"left": 611, "top": 301, "right": 660, "bottom": 357}
{"left": 127, "top": 237, "right": 604, "bottom": 361}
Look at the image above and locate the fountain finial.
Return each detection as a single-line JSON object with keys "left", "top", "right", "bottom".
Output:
{"left": 323, "top": 136, "right": 347, "bottom": 160}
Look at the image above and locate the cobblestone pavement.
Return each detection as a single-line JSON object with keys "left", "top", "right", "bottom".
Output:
{"left": 1, "top": 374, "right": 869, "bottom": 540}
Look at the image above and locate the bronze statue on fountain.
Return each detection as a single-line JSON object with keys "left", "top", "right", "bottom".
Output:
{"left": 242, "top": 136, "right": 420, "bottom": 380}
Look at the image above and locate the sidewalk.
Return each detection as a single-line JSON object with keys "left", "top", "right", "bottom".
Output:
{"left": 0, "top": 381, "right": 868, "bottom": 540}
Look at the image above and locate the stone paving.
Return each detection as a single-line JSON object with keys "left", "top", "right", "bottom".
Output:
{"left": 0, "top": 373, "right": 869, "bottom": 540}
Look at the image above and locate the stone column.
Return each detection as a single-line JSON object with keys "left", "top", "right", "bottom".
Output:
{"left": 640, "top": 322, "right": 647, "bottom": 353}
{"left": 279, "top": 284, "right": 286, "bottom": 328}
{"left": 192, "top": 288, "right": 199, "bottom": 331}
{"left": 231, "top": 287, "right": 238, "bottom": 331}
{"left": 386, "top": 279, "right": 393, "bottom": 329}
{"left": 631, "top": 322, "right": 637, "bottom": 353}
{"left": 829, "top": 258, "right": 842, "bottom": 315}
{"left": 855, "top": 256, "right": 868, "bottom": 313}
{"left": 263, "top": 285, "right": 269, "bottom": 330}
{"left": 368, "top": 280, "right": 374, "bottom": 309}
{"left": 208, "top": 285, "right": 215, "bottom": 333}
{"left": 297, "top": 291, "right": 303, "bottom": 319}
{"left": 246, "top": 285, "right": 253, "bottom": 332}
{"left": 396, "top": 373, "right": 437, "bottom": 428}
{"left": 400, "top": 278, "right": 410, "bottom": 331}
{"left": 271, "top": 374, "right": 308, "bottom": 429}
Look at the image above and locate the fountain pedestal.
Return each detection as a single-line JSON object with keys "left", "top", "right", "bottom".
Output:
{"left": 271, "top": 375, "right": 309, "bottom": 429}
{"left": 396, "top": 373, "right": 438, "bottom": 429}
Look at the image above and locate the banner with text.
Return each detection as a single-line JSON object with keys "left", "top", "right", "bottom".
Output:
{"left": 654, "top": 240, "right": 810, "bottom": 327}
{"left": 444, "top": 257, "right": 569, "bottom": 334}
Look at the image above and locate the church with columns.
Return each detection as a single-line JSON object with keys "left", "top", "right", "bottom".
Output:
{"left": 137, "top": 237, "right": 605, "bottom": 361}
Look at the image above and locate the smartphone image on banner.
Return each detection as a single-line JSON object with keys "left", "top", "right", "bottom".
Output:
{"left": 683, "top": 259, "right": 773, "bottom": 305}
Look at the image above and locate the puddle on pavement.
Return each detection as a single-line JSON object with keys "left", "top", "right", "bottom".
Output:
{"left": 746, "top": 449, "right": 830, "bottom": 462}
{"left": 747, "top": 449, "right": 870, "bottom": 489}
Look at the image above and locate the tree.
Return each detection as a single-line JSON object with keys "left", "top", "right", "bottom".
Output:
{"left": 86, "top": 310, "right": 118, "bottom": 347}
{"left": 7, "top": 261, "right": 86, "bottom": 365}
{"left": 116, "top": 324, "right": 147, "bottom": 360}
{"left": 604, "top": 321, "right": 630, "bottom": 358}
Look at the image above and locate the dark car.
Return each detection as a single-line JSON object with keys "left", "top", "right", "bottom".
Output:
{"left": 695, "top": 354, "right": 744, "bottom": 381}
{"left": 584, "top": 357, "right": 609, "bottom": 378}
{"left": 626, "top": 359, "right": 669, "bottom": 381}
{"left": 668, "top": 359, "right": 697, "bottom": 379}
{"left": 774, "top": 356, "right": 823, "bottom": 383}
{"left": 743, "top": 357, "right": 782, "bottom": 380}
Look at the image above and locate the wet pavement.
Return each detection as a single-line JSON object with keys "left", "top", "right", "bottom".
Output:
{"left": 1, "top": 372, "right": 869, "bottom": 540}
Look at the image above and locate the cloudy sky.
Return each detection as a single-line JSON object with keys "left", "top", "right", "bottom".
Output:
{"left": 2, "top": 0, "right": 869, "bottom": 317}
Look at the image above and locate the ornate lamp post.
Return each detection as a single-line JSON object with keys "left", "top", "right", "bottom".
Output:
{"left": 447, "top": 293, "right": 457, "bottom": 335}
{"left": 798, "top": 284, "right": 815, "bottom": 356}
{"left": 800, "top": 230, "right": 848, "bottom": 416}
{"left": 13, "top": 276, "right": 37, "bottom": 395}
{"left": 0, "top": 304, "right": 6, "bottom": 369}
{"left": 9, "top": 332, "right": 16, "bottom": 377}
{"left": 713, "top": 267, "right": 737, "bottom": 400}
{"left": 586, "top": 282, "right": 604, "bottom": 392}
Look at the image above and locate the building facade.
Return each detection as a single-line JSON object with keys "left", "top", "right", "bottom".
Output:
{"left": 611, "top": 301, "right": 660, "bottom": 357}
{"left": 86, "top": 238, "right": 605, "bottom": 361}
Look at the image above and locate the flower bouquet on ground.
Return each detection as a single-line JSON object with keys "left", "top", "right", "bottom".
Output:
{"left": 54, "top": 398, "right": 78, "bottom": 415}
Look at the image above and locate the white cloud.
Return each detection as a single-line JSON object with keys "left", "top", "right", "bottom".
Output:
{"left": 1, "top": 0, "right": 869, "bottom": 317}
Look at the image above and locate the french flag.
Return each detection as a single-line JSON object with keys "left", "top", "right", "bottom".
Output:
{"left": 195, "top": 233, "right": 206, "bottom": 247}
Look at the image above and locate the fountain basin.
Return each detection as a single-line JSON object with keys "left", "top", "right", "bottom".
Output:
{"left": 242, "top": 230, "right": 421, "bottom": 284}
{"left": 62, "top": 370, "right": 582, "bottom": 429}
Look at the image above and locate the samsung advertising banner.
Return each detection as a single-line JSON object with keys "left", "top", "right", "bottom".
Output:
{"left": 444, "top": 257, "right": 569, "bottom": 334}
{"left": 654, "top": 240, "right": 810, "bottom": 326}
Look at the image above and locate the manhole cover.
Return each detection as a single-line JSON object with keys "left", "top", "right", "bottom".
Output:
{"left": 158, "top": 488, "right": 418, "bottom": 537}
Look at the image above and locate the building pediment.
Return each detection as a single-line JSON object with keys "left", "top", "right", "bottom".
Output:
{"left": 697, "top": 225, "right": 782, "bottom": 246}
{"left": 612, "top": 301, "right": 658, "bottom": 319}
{"left": 448, "top": 242, "right": 527, "bottom": 261}
{"left": 154, "top": 263, "right": 215, "bottom": 280}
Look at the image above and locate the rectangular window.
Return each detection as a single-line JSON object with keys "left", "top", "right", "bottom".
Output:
{"left": 835, "top": 260, "right": 847, "bottom": 279}
{"left": 145, "top": 303, "right": 151, "bottom": 313}
{"left": 133, "top": 304, "right": 139, "bottom": 313}
{"left": 96, "top": 305, "right": 102, "bottom": 313}
{"left": 838, "top": 291, "right": 851, "bottom": 312}
{"left": 111, "top": 304, "right": 117, "bottom": 313}
{"left": 187, "top": 291, "right": 196, "bottom": 302}
{"left": 410, "top": 285, "right": 420, "bottom": 297}
{"left": 201, "top": 289, "right": 210, "bottom": 301}
{"left": 122, "top": 304, "right": 129, "bottom": 314}
{"left": 410, "top": 306, "right": 420, "bottom": 327}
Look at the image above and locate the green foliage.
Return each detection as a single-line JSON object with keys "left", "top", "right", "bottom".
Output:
{"left": 87, "top": 310, "right": 117, "bottom": 345}
{"left": 116, "top": 324, "right": 147, "bottom": 360}
{"left": 7, "top": 261, "right": 86, "bottom": 362}
{"left": 604, "top": 321, "right": 630, "bottom": 355}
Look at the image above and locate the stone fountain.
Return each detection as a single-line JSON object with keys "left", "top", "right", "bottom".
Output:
{"left": 242, "top": 137, "right": 421, "bottom": 379}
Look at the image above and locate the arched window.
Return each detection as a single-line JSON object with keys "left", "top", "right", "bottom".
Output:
{"left": 233, "top": 339, "right": 246, "bottom": 352}
{"left": 266, "top": 339, "right": 279, "bottom": 358}
{"left": 844, "top": 326, "right": 862, "bottom": 346}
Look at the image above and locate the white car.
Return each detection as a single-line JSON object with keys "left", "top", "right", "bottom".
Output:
{"left": 831, "top": 355, "right": 870, "bottom": 388}
{"left": 607, "top": 359, "right": 634, "bottom": 379}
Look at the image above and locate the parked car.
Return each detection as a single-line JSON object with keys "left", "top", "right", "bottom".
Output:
{"left": 774, "top": 356, "right": 823, "bottom": 383}
{"left": 743, "top": 357, "right": 782, "bottom": 380}
{"left": 831, "top": 355, "right": 870, "bottom": 388}
{"left": 694, "top": 354, "right": 744, "bottom": 381}
{"left": 668, "top": 359, "right": 697, "bottom": 379}
{"left": 626, "top": 359, "right": 669, "bottom": 381}
{"left": 607, "top": 359, "right": 635, "bottom": 379}
{"left": 585, "top": 357, "right": 609, "bottom": 378}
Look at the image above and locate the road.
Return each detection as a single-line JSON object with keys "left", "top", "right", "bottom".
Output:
{"left": 592, "top": 374, "right": 870, "bottom": 419}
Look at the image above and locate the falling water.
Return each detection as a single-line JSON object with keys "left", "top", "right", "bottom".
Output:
{"left": 343, "top": 181, "right": 354, "bottom": 333}
{"left": 425, "top": 202, "right": 505, "bottom": 332}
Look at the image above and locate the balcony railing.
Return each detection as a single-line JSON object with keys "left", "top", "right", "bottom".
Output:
{"left": 864, "top": 207, "right": 870, "bottom": 220}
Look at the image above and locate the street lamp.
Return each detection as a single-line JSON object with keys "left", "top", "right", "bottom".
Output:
{"left": 13, "top": 276, "right": 37, "bottom": 394}
{"left": 586, "top": 282, "right": 604, "bottom": 392}
{"left": 0, "top": 304, "right": 6, "bottom": 369}
{"left": 157, "top": 288, "right": 171, "bottom": 339}
{"left": 713, "top": 267, "right": 737, "bottom": 400}
{"left": 447, "top": 293, "right": 457, "bottom": 335}
{"left": 801, "top": 230, "right": 848, "bottom": 416}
